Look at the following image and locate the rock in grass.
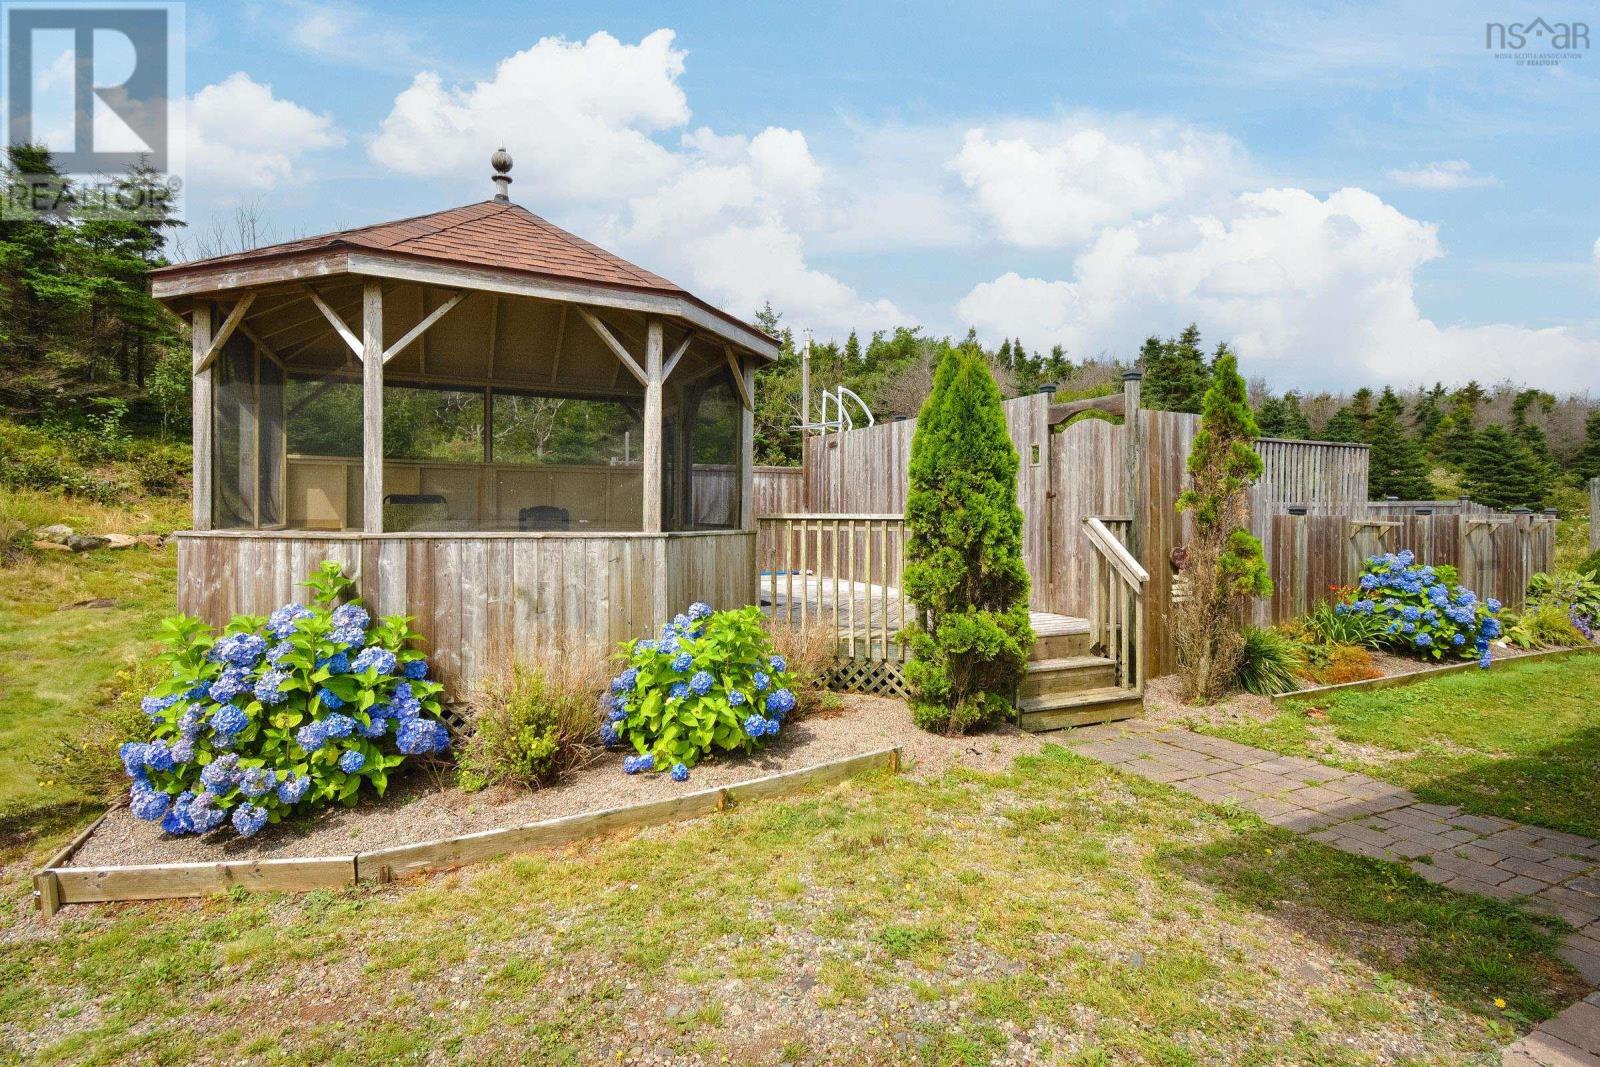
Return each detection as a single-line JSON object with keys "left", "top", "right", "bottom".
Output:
{"left": 65, "top": 534, "right": 110, "bottom": 553}
{"left": 34, "top": 524, "right": 73, "bottom": 544}
{"left": 100, "top": 533, "right": 137, "bottom": 549}
{"left": 32, "top": 539, "right": 71, "bottom": 552}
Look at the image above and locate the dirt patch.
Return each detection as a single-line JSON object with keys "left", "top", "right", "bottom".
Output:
{"left": 65, "top": 694, "right": 1046, "bottom": 869}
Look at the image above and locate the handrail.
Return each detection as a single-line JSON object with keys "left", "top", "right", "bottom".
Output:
{"left": 762, "top": 512, "right": 904, "bottom": 522}
{"left": 1084, "top": 517, "right": 1149, "bottom": 587}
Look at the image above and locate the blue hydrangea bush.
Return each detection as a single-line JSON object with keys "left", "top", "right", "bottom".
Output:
{"left": 123, "top": 561, "right": 451, "bottom": 838}
{"left": 606, "top": 603, "right": 799, "bottom": 781}
{"left": 1338, "top": 550, "right": 1503, "bottom": 666}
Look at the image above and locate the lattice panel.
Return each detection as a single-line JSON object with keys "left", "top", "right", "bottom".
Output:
{"left": 437, "top": 703, "right": 473, "bottom": 741}
{"left": 825, "top": 658, "right": 912, "bottom": 698}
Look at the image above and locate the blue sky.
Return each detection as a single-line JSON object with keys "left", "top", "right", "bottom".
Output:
{"left": 157, "top": 2, "right": 1600, "bottom": 390}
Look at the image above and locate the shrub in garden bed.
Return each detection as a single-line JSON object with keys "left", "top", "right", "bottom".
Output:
{"left": 123, "top": 561, "right": 451, "bottom": 838}
{"left": 1523, "top": 570, "right": 1600, "bottom": 644}
{"left": 1233, "top": 626, "right": 1302, "bottom": 695}
{"left": 1339, "top": 551, "right": 1502, "bottom": 666}
{"left": 608, "top": 603, "right": 798, "bottom": 781}
{"left": 458, "top": 646, "right": 610, "bottom": 790}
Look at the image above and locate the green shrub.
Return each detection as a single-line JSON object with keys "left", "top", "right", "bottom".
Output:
{"left": 133, "top": 449, "right": 189, "bottom": 496}
{"left": 609, "top": 603, "right": 798, "bottom": 778}
{"left": 123, "top": 561, "right": 451, "bottom": 838}
{"left": 1505, "top": 603, "right": 1588, "bottom": 649}
{"left": 1234, "top": 627, "right": 1302, "bottom": 695}
{"left": 764, "top": 621, "right": 838, "bottom": 715}
{"left": 1341, "top": 551, "right": 1503, "bottom": 664}
{"left": 1174, "top": 352, "right": 1272, "bottom": 702}
{"left": 458, "top": 648, "right": 609, "bottom": 791}
{"left": 902, "top": 349, "right": 1032, "bottom": 733}
{"left": 1576, "top": 549, "right": 1600, "bottom": 580}
{"left": 1300, "top": 599, "right": 1388, "bottom": 648}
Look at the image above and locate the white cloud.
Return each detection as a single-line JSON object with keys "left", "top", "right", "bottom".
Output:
{"left": 957, "top": 186, "right": 1600, "bottom": 391}
{"left": 367, "top": 30, "right": 901, "bottom": 335}
{"left": 277, "top": 1, "right": 434, "bottom": 73}
{"left": 950, "top": 118, "right": 1246, "bottom": 246}
{"left": 1387, "top": 160, "right": 1498, "bottom": 190}
{"left": 187, "top": 73, "right": 345, "bottom": 192}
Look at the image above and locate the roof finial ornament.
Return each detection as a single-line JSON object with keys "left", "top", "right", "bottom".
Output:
{"left": 491, "top": 147, "right": 513, "bottom": 202}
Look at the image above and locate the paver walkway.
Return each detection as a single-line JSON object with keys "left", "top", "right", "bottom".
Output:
{"left": 1059, "top": 718, "right": 1600, "bottom": 1066}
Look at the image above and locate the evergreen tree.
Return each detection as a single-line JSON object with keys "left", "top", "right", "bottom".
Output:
{"left": 1255, "top": 394, "right": 1290, "bottom": 437}
{"left": 1510, "top": 388, "right": 1556, "bottom": 466}
{"left": 843, "top": 330, "right": 861, "bottom": 364}
{"left": 1411, "top": 384, "right": 1449, "bottom": 448}
{"left": 1141, "top": 323, "right": 1211, "bottom": 413}
{"left": 1278, "top": 390, "right": 1311, "bottom": 439}
{"left": 1322, "top": 407, "right": 1362, "bottom": 443}
{"left": 1366, "top": 403, "right": 1434, "bottom": 500}
{"left": 902, "top": 349, "right": 1033, "bottom": 733}
{"left": 1573, "top": 411, "right": 1600, "bottom": 484}
{"left": 1461, "top": 425, "right": 1549, "bottom": 509}
{"left": 1175, "top": 351, "right": 1272, "bottom": 702}
{"left": 1439, "top": 393, "right": 1479, "bottom": 467}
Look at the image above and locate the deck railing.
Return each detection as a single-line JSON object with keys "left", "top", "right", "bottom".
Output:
{"left": 757, "top": 513, "right": 909, "bottom": 672}
{"left": 1082, "top": 516, "right": 1148, "bottom": 693}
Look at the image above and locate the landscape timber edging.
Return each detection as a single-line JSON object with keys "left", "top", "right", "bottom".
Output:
{"left": 34, "top": 746, "right": 903, "bottom": 916}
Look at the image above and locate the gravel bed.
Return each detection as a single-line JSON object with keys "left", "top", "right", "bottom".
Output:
{"left": 66, "top": 694, "right": 1045, "bottom": 869}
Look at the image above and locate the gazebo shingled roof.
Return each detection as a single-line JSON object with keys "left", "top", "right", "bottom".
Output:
{"left": 151, "top": 200, "right": 774, "bottom": 354}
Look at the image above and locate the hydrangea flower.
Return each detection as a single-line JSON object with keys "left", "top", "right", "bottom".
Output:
{"left": 671, "top": 652, "right": 694, "bottom": 673}
{"left": 267, "top": 603, "right": 313, "bottom": 639}
{"left": 670, "top": 762, "right": 689, "bottom": 782}
{"left": 769, "top": 655, "right": 787, "bottom": 673}
{"left": 170, "top": 738, "right": 196, "bottom": 764}
{"left": 211, "top": 703, "right": 248, "bottom": 738}
{"left": 330, "top": 603, "right": 370, "bottom": 632}
{"left": 323, "top": 713, "right": 356, "bottom": 739}
{"left": 753, "top": 671, "right": 770, "bottom": 692}
{"left": 142, "top": 739, "right": 175, "bottom": 773}
{"left": 295, "top": 721, "right": 328, "bottom": 752}
{"left": 200, "top": 754, "right": 243, "bottom": 792}
{"left": 240, "top": 766, "right": 277, "bottom": 798}
{"left": 1415, "top": 633, "right": 1433, "bottom": 647}
{"left": 607, "top": 703, "right": 628, "bottom": 723}
{"left": 266, "top": 641, "right": 295, "bottom": 666}
{"left": 319, "top": 651, "right": 351, "bottom": 675}
{"left": 317, "top": 686, "right": 346, "bottom": 710}
{"left": 129, "top": 783, "right": 170, "bottom": 821}
{"left": 352, "top": 646, "right": 396, "bottom": 675}
{"left": 689, "top": 670, "right": 714, "bottom": 696}
{"left": 765, "top": 689, "right": 797, "bottom": 717}
{"left": 359, "top": 714, "right": 389, "bottom": 739}
{"left": 254, "top": 669, "right": 291, "bottom": 706}
{"left": 210, "top": 633, "right": 268, "bottom": 669}
{"left": 762, "top": 717, "right": 780, "bottom": 737}
{"left": 611, "top": 668, "right": 638, "bottom": 693}
{"left": 208, "top": 668, "right": 250, "bottom": 704}
{"left": 231, "top": 803, "right": 268, "bottom": 838}
{"left": 276, "top": 774, "right": 310, "bottom": 806}
{"left": 119, "top": 741, "right": 148, "bottom": 778}
{"left": 743, "top": 714, "right": 766, "bottom": 737}
{"left": 728, "top": 690, "right": 747, "bottom": 707}
{"left": 623, "top": 753, "right": 654, "bottom": 775}
{"left": 600, "top": 722, "right": 620, "bottom": 748}
{"left": 338, "top": 750, "right": 366, "bottom": 774}
{"left": 668, "top": 681, "right": 690, "bottom": 701}
{"left": 687, "top": 602, "right": 713, "bottom": 621}
{"left": 188, "top": 792, "right": 227, "bottom": 834}
{"left": 402, "top": 658, "right": 429, "bottom": 680}
{"left": 140, "top": 694, "right": 178, "bottom": 720}
{"left": 1486, "top": 598, "right": 1502, "bottom": 614}
{"left": 396, "top": 718, "right": 449, "bottom": 755}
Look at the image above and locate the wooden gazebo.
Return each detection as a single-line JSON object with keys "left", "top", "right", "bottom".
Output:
{"left": 152, "top": 151, "right": 779, "bottom": 691}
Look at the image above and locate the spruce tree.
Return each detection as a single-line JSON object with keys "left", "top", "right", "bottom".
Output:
{"left": 1366, "top": 404, "right": 1434, "bottom": 500}
{"left": 1141, "top": 324, "right": 1211, "bottom": 413}
{"left": 1439, "top": 394, "right": 1479, "bottom": 467}
{"left": 1255, "top": 394, "right": 1290, "bottom": 437}
{"left": 1461, "top": 425, "right": 1548, "bottom": 510}
{"left": 902, "top": 349, "right": 1033, "bottom": 733}
{"left": 1279, "top": 391, "right": 1311, "bottom": 439}
{"left": 1573, "top": 411, "right": 1600, "bottom": 484}
{"left": 1175, "top": 352, "right": 1272, "bottom": 702}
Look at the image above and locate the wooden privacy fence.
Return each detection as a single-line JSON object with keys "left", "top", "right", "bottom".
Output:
{"left": 802, "top": 380, "right": 1556, "bottom": 679}
{"left": 756, "top": 514, "right": 910, "bottom": 695}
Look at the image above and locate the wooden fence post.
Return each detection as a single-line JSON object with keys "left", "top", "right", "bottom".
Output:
{"left": 1122, "top": 371, "right": 1144, "bottom": 559}
{"left": 1590, "top": 477, "right": 1599, "bottom": 554}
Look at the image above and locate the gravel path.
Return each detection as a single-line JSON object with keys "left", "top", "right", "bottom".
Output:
{"left": 66, "top": 694, "right": 1046, "bottom": 868}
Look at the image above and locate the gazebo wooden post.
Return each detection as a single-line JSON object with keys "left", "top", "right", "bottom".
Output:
{"left": 191, "top": 302, "right": 213, "bottom": 531}
{"left": 740, "top": 356, "right": 755, "bottom": 532}
{"left": 642, "top": 318, "right": 664, "bottom": 533}
{"left": 361, "top": 282, "right": 385, "bottom": 534}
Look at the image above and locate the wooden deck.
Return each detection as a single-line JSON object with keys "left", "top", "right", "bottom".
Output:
{"left": 758, "top": 571, "right": 1087, "bottom": 658}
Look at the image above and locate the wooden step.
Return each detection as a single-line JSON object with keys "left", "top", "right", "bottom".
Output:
{"left": 1021, "top": 656, "right": 1118, "bottom": 698}
{"left": 1017, "top": 686, "right": 1143, "bottom": 732}
{"left": 1028, "top": 615, "right": 1092, "bottom": 661}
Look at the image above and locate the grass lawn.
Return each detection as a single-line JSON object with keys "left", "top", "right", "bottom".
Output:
{"left": 0, "top": 488, "right": 184, "bottom": 825}
{"left": 1199, "top": 653, "right": 1600, "bottom": 840}
{"left": 0, "top": 747, "right": 1583, "bottom": 1066}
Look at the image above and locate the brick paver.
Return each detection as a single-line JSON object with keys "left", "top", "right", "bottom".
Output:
{"left": 1060, "top": 719, "right": 1600, "bottom": 1066}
